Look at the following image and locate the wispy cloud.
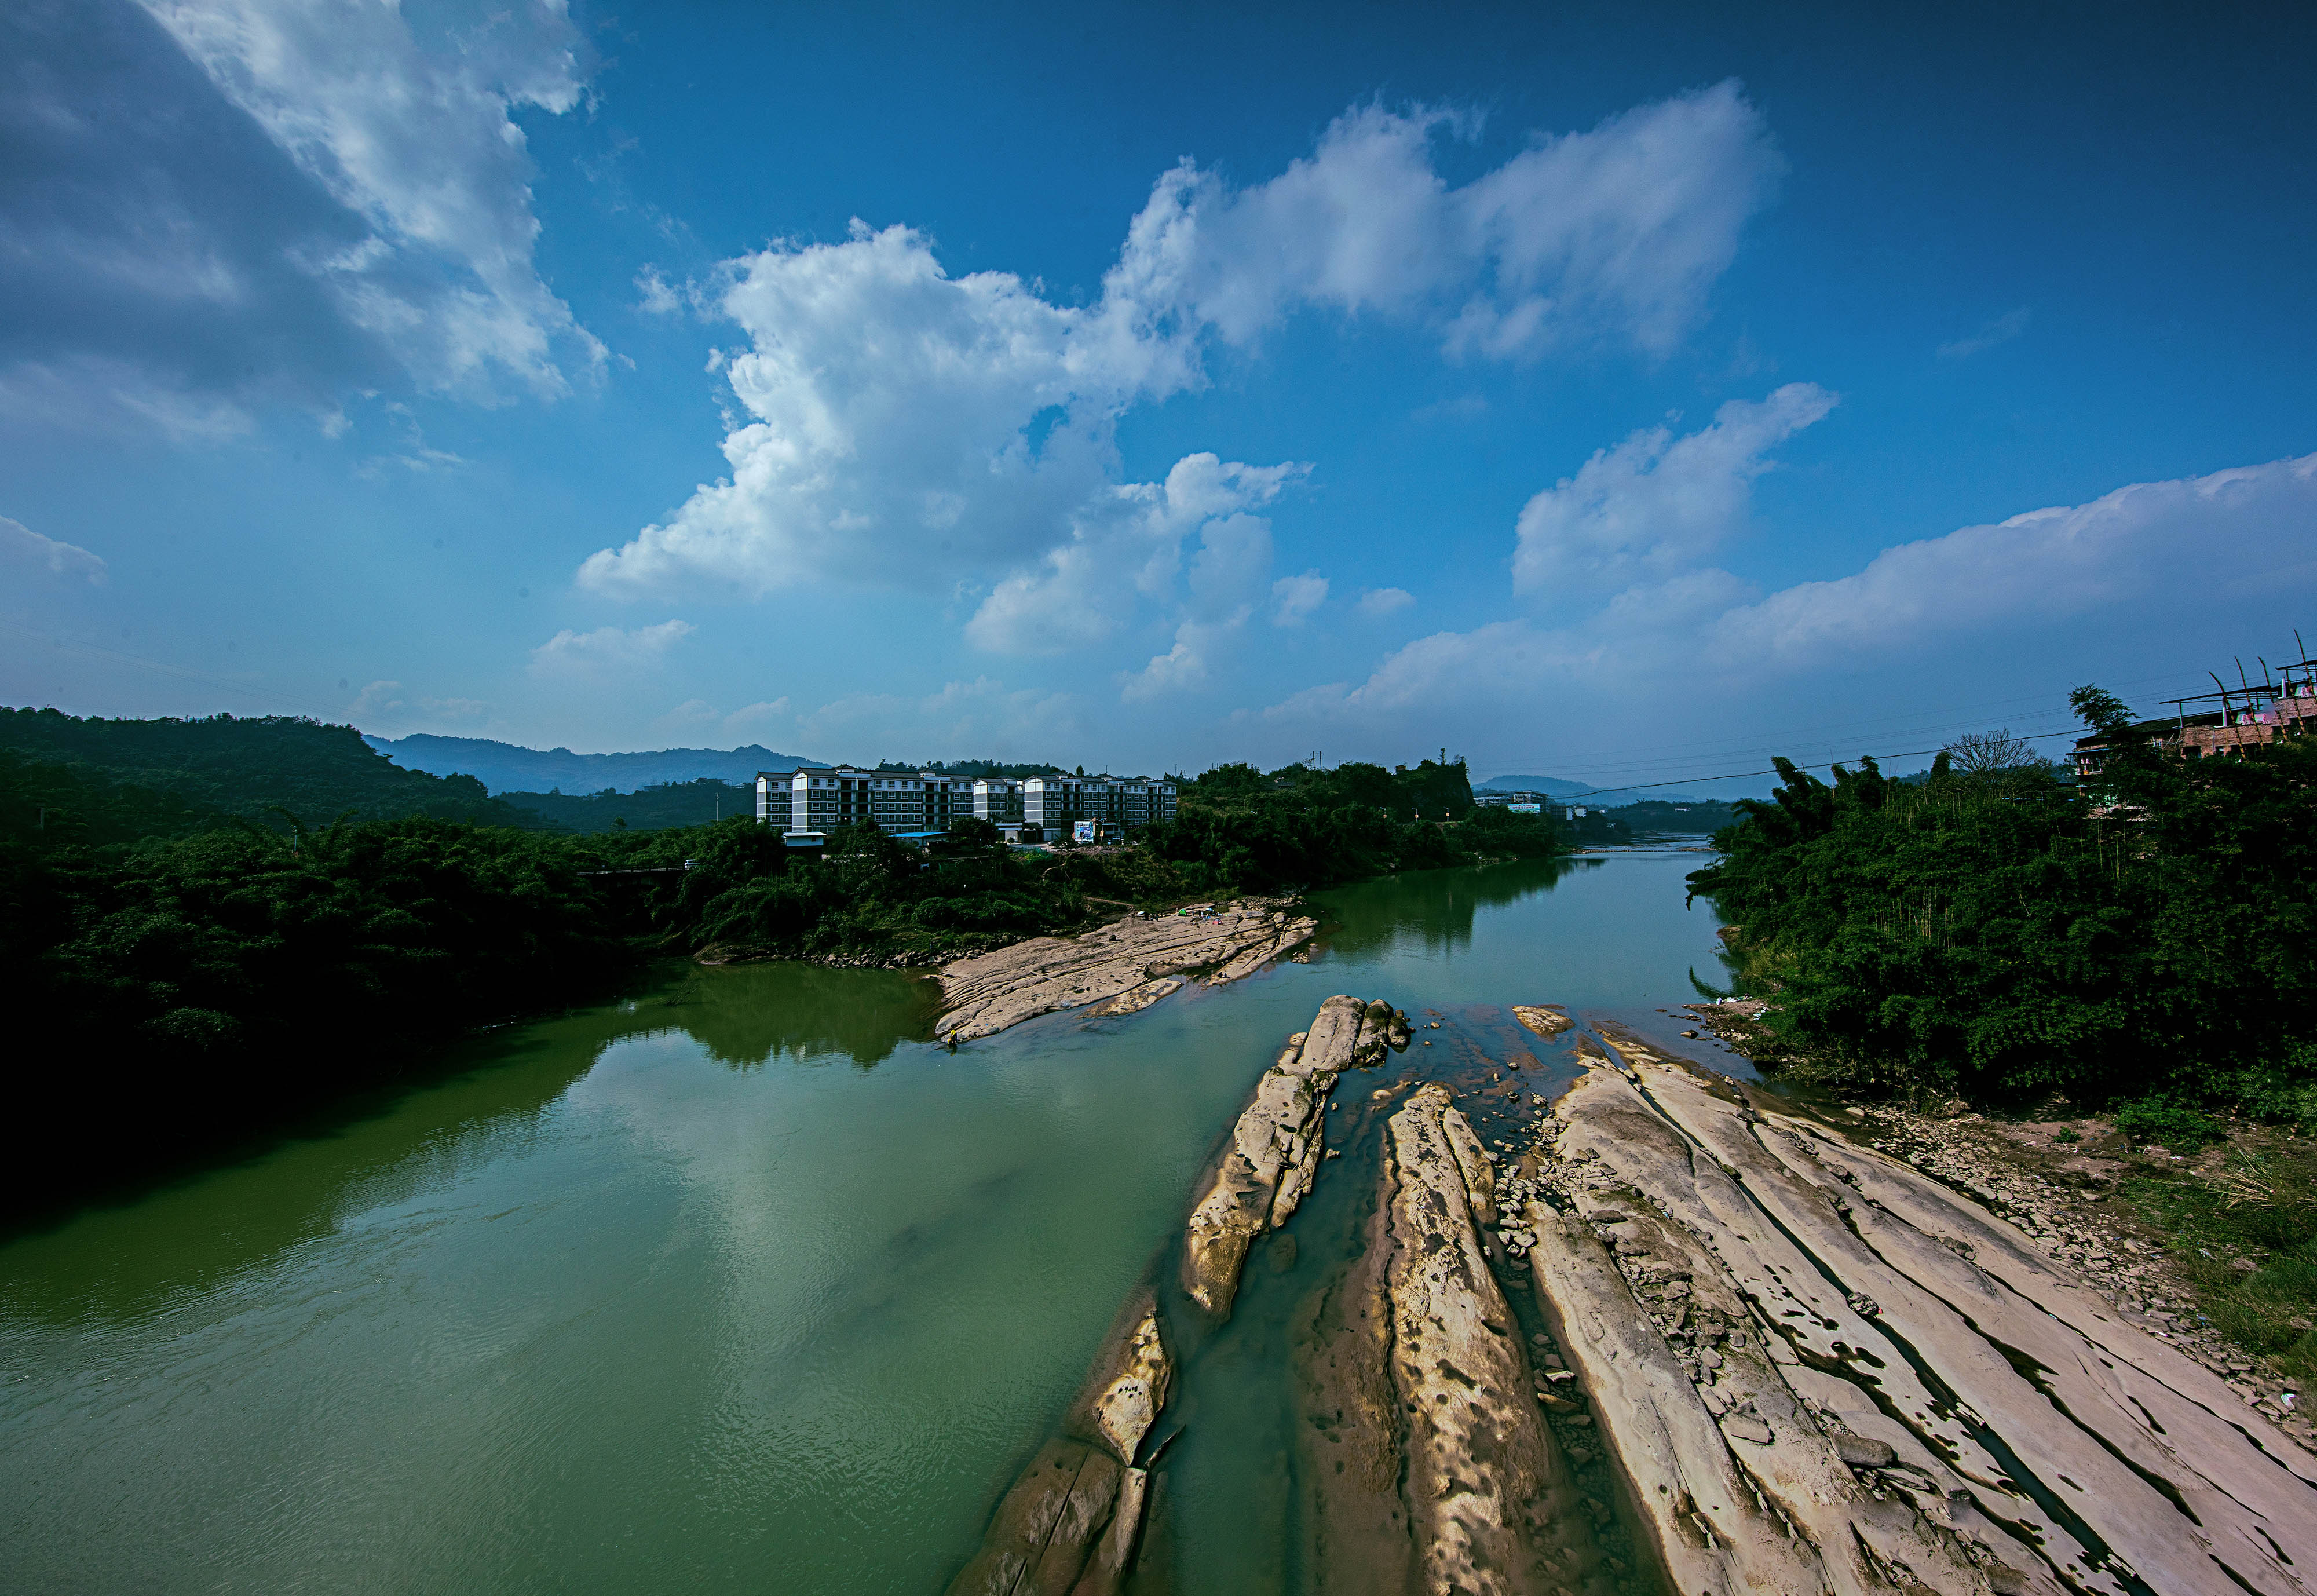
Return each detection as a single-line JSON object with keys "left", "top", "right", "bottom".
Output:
{"left": 0, "top": 515, "right": 107, "bottom": 583}
{"left": 1938, "top": 308, "right": 2031, "bottom": 361}
{"left": 345, "top": 680, "right": 488, "bottom": 728}
{"left": 1355, "top": 586, "right": 1414, "bottom": 618}
{"left": 1512, "top": 384, "right": 1837, "bottom": 599}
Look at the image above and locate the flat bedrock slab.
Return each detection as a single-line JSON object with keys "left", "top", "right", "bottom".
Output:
{"left": 1512, "top": 1033, "right": 2317, "bottom": 1596}
{"left": 935, "top": 901, "right": 1317, "bottom": 1042}
{"left": 1381, "top": 1083, "right": 1597, "bottom": 1596}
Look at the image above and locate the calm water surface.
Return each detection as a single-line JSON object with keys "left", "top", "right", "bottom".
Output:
{"left": 0, "top": 856, "right": 1732, "bottom": 1594}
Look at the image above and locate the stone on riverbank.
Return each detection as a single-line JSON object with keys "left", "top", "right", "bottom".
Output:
{"left": 1294, "top": 1078, "right": 1610, "bottom": 1596}
{"left": 1510, "top": 1005, "right": 1572, "bottom": 1039}
{"left": 935, "top": 902, "right": 1315, "bottom": 1042}
{"left": 1371, "top": 1083, "right": 1601, "bottom": 1593}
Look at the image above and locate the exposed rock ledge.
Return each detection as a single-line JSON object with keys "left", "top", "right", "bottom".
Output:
{"left": 1512, "top": 1032, "right": 2317, "bottom": 1596}
{"left": 1182, "top": 994, "right": 1409, "bottom": 1317}
{"left": 1296, "top": 1080, "right": 1606, "bottom": 1594}
{"left": 948, "top": 995, "right": 1389, "bottom": 1593}
{"left": 934, "top": 901, "right": 1318, "bottom": 1043}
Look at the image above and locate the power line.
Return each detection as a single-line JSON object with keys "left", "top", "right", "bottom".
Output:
{"left": 1543, "top": 726, "right": 2086, "bottom": 799}
{"left": 1494, "top": 669, "right": 2219, "bottom": 783}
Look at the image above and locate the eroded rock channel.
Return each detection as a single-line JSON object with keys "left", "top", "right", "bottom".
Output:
{"left": 945, "top": 995, "right": 2315, "bottom": 1595}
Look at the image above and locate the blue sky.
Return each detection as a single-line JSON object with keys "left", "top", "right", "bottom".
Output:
{"left": 5, "top": 0, "right": 2315, "bottom": 790}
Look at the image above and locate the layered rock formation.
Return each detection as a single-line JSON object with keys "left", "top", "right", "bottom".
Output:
{"left": 1513, "top": 1033, "right": 2317, "bottom": 1596}
{"left": 1296, "top": 1080, "right": 1606, "bottom": 1595}
{"left": 935, "top": 903, "right": 1317, "bottom": 1043}
{"left": 948, "top": 995, "right": 1402, "bottom": 1593}
{"left": 1182, "top": 995, "right": 1408, "bottom": 1316}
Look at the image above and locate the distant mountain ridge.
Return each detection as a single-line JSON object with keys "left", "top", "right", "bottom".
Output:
{"left": 1481, "top": 773, "right": 1709, "bottom": 805}
{"left": 1478, "top": 773, "right": 1596, "bottom": 796}
{"left": 366, "top": 734, "right": 820, "bottom": 796}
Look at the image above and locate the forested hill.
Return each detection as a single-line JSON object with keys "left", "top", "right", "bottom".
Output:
{"left": 496, "top": 779, "right": 755, "bottom": 832}
{"left": 367, "top": 733, "right": 816, "bottom": 795}
{"left": 0, "top": 708, "right": 543, "bottom": 831}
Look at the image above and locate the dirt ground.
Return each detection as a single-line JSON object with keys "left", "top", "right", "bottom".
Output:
{"left": 1679, "top": 999, "right": 2315, "bottom": 1453}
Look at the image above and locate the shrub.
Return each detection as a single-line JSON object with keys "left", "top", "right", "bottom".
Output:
{"left": 2114, "top": 1098, "right": 2224, "bottom": 1150}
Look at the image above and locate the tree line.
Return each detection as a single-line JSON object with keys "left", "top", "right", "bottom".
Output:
{"left": 1688, "top": 687, "right": 2317, "bottom": 1128}
{"left": 1, "top": 739, "right": 1556, "bottom": 1221}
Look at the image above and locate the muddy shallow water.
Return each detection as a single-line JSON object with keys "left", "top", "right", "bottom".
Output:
{"left": 0, "top": 854, "right": 1732, "bottom": 1595}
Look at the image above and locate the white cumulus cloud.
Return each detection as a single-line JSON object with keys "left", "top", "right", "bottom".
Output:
{"left": 528, "top": 619, "right": 695, "bottom": 677}
{"left": 0, "top": 0, "right": 598, "bottom": 434}
{"left": 1271, "top": 572, "right": 1329, "bottom": 625}
{"left": 962, "top": 454, "right": 1304, "bottom": 654}
{"left": 576, "top": 83, "right": 1782, "bottom": 640}
{"left": 0, "top": 516, "right": 108, "bottom": 583}
{"left": 1512, "top": 382, "right": 1836, "bottom": 598}
{"left": 1261, "top": 449, "right": 2317, "bottom": 742}
{"left": 1355, "top": 586, "right": 1415, "bottom": 618}
{"left": 1138, "top": 82, "right": 1781, "bottom": 359}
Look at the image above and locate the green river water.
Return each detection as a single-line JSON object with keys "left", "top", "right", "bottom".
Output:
{"left": 1, "top": 853, "right": 1739, "bottom": 1595}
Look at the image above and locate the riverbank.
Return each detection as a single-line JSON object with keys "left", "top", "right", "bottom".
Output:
{"left": 941, "top": 968, "right": 2317, "bottom": 1594}
{"left": 1691, "top": 997, "right": 2317, "bottom": 1408}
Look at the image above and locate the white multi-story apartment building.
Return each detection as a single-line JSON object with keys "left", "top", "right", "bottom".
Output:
{"left": 1022, "top": 775, "right": 1176, "bottom": 830}
{"left": 971, "top": 778, "right": 1025, "bottom": 824}
{"left": 757, "top": 768, "right": 976, "bottom": 834}
{"left": 758, "top": 768, "right": 1177, "bottom": 838}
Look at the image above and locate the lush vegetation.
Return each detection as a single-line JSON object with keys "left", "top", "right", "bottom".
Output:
{"left": 2126, "top": 1143, "right": 2317, "bottom": 1384}
{"left": 2, "top": 726, "right": 1560, "bottom": 1217}
{"left": 1689, "top": 689, "right": 2317, "bottom": 1122}
{"left": 1, "top": 708, "right": 543, "bottom": 828}
{"left": 600, "top": 757, "right": 1559, "bottom": 958}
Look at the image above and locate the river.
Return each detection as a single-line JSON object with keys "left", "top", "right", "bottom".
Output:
{"left": 0, "top": 853, "right": 1735, "bottom": 1595}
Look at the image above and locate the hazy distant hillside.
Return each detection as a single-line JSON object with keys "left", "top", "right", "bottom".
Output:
{"left": 1481, "top": 773, "right": 1714, "bottom": 806}
{"left": 366, "top": 733, "right": 818, "bottom": 795}
{"left": 1477, "top": 773, "right": 1594, "bottom": 795}
{"left": 1, "top": 708, "right": 543, "bottom": 830}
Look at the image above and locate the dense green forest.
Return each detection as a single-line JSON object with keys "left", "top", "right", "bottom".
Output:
{"left": 1, "top": 726, "right": 1555, "bottom": 1218}
{"left": 1690, "top": 688, "right": 2317, "bottom": 1124}
{"left": 1, "top": 708, "right": 544, "bottom": 829}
